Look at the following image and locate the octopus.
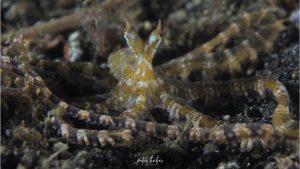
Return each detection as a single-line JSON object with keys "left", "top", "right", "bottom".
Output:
{"left": 1, "top": 3, "right": 299, "bottom": 168}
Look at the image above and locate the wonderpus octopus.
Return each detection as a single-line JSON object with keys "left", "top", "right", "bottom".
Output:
{"left": 1, "top": 7, "right": 299, "bottom": 154}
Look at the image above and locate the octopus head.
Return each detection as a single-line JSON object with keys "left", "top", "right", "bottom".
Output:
{"left": 124, "top": 19, "right": 162, "bottom": 60}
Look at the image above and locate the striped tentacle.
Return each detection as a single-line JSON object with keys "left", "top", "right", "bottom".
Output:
{"left": 48, "top": 114, "right": 284, "bottom": 150}
{"left": 46, "top": 100, "right": 189, "bottom": 144}
{"left": 66, "top": 92, "right": 130, "bottom": 115}
{"left": 164, "top": 77, "right": 299, "bottom": 139}
{"left": 262, "top": 79, "right": 299, "bottom": 139}
{"left": 68, "top": 103, "right": 112, "bottom": 116}
{"left": 1, "top": 56, "right": 52, "bottom": 98}
{"left": 47, "top": 100, "right": 157, "bottom": 134}
{"left": 49, "top": 101, "right": 282, "bottom": 149}
{"left": 159, "top": 93, "right": 219, "bottom": 128}
{"left": 1, "top": 56, "right": 60, "bottom": 122}
{"left": 48, "top": 116, "right": 133, "bottom": 147}
{"left": 156, "top": 8, "right": 285, "bottom": 80}
{"left": 2, "top": 56, "right": 50, "bottom": 89}
{"left": 186, "top": 123, "right": 284, "bottom": 150}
